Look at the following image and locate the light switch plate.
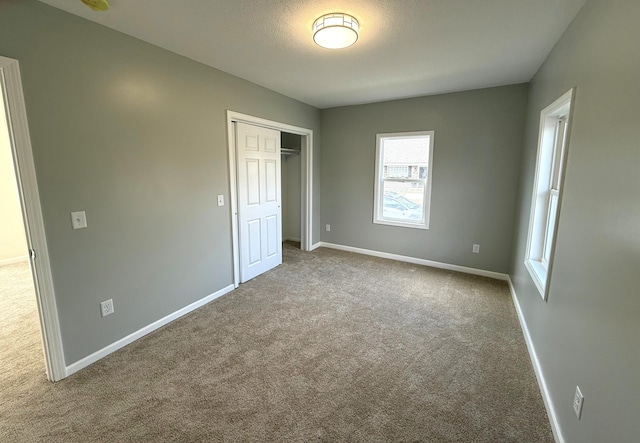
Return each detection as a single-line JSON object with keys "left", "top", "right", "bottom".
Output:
{"left": 217, "top": 195, "right": 224, "bottom": 206}
{"left": 71, "top": 211, "right": 87, "bottom": 229}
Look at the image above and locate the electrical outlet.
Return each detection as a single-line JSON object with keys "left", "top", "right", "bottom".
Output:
{"left": 573, "top": 386, "right": 584, "bottom": 419}
{"left": 100, "top": 299, "right": 114, "bottom": 317}
{"left": 326, "top": 224, "right": 331, "bottom": 232}
{"left": 472, "top": 244, "right": 480, "bottom": 253}
{"left": 217, "top": 195, "right": 224, "bottom": 206}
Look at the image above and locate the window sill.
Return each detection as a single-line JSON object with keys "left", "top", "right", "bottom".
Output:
{"left": 524, "top": 259, "right": 548, "bottom": 300}
{"left": 374, "top": 218, "right": 429, "bottom": 230}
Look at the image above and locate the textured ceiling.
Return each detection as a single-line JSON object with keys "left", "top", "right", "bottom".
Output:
{"left": 37, "top": 0, "right": 586, "bottom": 109}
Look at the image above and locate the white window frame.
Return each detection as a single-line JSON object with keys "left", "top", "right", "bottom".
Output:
{"left": 525, "top": 88, "right": 574, "bottom": 300}
{"left": 373, "top": 131, "right": 434, "bottom": 230}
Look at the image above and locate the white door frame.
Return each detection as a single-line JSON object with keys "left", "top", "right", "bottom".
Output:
{"left": 227, "top": 111, "right": 313, "bottom": 287}
{"left": 1, "top": 56, "right": 66, "bottom": 381}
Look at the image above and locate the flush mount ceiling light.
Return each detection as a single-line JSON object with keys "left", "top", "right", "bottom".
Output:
{"left": 313, "top": 13, "right": 359, "bottom": 49}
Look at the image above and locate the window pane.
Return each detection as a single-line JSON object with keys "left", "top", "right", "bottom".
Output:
{"left": 542, "top": 192, "right": 559, "bottom": 264}
{"left": 382, "top": 135, "right": 429, "bottom": 223}
{"left": 381, "top": 135, "right": 429, "bottom": 222}
{"left": 382, "top": 181, "right": 424, "bottom": 222}
{"left": 551, "top": 118, "right": 568, "bottom": 190}
{"left": 382, "top": 137, "right": 430, "bottom": 171}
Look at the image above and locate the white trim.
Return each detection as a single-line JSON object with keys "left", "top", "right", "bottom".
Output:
{"left": 0, "top": 255, "right": 29, "bottom": 266}
{"left": 524, "top": 259, "right": 547, "bottom": 297}
{"left": 507, "top": 277, "right": 564, "bottom": 443}
{"left": 309, "top": 242, "right": 322, "bottom": 251}
{"left": 1, "top": 56, "right": 66, "bottom": 381}
{"left": 318, "top": 242, "right": 508, "bottom": 280}
{"left": 65, "top": 284, "right": 234, "bottom": 377}
{"left": 283, "top": 237, "right": 301, "bottom": 243}
{"left": 227, "top": 119, "right": 240, "bottom": 287}
{"left": 227, "top": 111, "right": 313, "bottom": 287}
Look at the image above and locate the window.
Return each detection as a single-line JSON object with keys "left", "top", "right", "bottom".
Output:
{"left": 525, "top": 89, "right": 574, "bottom": 300}
{"left": 374, "top": 131, "right": 434, "bottom": 229}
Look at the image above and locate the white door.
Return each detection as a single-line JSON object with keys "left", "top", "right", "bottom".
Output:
{"left": 236, "top": 122, "right": 282, "bottom": 283}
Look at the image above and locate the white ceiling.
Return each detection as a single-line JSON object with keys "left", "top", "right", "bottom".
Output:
{"left": 37, "top": 0, "right": 586, "bottom": 109}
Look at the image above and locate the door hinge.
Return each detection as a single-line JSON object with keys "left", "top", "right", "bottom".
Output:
{"left": 29, "top": 249, "right": 36, "bottom": 259}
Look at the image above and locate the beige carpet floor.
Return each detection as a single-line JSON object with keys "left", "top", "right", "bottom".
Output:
{"left": 0, "top": 245, "right": 553, "bottom": 442}
{"left": 0, "top": 261, "right": 46, "bottom": 386}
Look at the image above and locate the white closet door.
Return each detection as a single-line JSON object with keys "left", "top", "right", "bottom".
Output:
{"left": 236, "top": 122, "right": 282, "bottom": 283}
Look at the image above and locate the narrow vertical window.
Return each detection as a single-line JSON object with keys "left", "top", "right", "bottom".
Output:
{"left": 373, "top": 131, "right": 434, "bottom": 229}
{"left": 525, "top": 89, "right": 574, "bottom": 300}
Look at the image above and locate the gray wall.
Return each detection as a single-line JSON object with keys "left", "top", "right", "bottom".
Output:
{"left": 320, "top": 85, "right": 528, "bottom": 273}
{"left": 509, "top": 0, "right": 640, "bottom": 441}
{"left": 0, "top": 0, "right": 321, "bottom": 364}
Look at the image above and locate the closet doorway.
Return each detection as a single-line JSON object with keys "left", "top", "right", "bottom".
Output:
{"left": 0, "top": 56, "right": 65, "bottom": 381}
{"left": 226, "top": 111, "right": 313, "bottom": 288}
{"left": 281, "top": 131, "right": 302, "bottom": 250}
{"left": 0, "top": 84, "right": 42, "bottom": 384}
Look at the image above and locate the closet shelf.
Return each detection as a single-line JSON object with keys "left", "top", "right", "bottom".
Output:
{"left": 281, "top": 148, "right": 300, "bottom": 156}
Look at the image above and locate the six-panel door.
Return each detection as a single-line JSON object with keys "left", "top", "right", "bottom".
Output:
{"left": 236, "top": 122, "right": 282, "bottom": 283}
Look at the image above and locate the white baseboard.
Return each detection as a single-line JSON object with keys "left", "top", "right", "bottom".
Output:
{"left": 0, "top": 255, "right": 28, "bottom": 266}
{"left": 317, "top": 242, "right": 508, "bottom": 281}
{"left": 309, "top": 242, "right": 322, "bottom": 251}
{"left": 65, "top": 284, "right": 235, "bottom": 377}
{"left": 507, "top": 277, "right": 564, "bottom": 443}
{"left": 283, "top": 237, "right": 301, "bottom": 243}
